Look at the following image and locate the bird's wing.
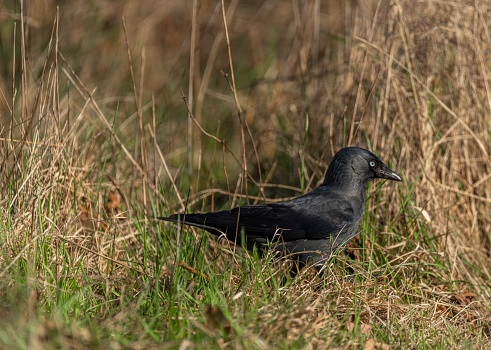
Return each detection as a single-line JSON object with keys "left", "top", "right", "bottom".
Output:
{"left": 166, "top": 204, "right": 307, "bottom": 241}
{"left": 275, "top": 186, "right": 358, "bottom": 240}
{"left": 160, "top": 197, "right": 356, "bottom": 242}
{"left": 299, "top": 201, "right": 356, "bottom": 239}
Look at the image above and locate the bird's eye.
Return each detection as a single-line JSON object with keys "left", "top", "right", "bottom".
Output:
{"left": 369, "top": 161, "right": 376, "bottom": 167}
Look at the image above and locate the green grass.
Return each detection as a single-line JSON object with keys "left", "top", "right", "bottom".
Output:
{"left": 0, "top": 176, "right": 488, "bottom": 349}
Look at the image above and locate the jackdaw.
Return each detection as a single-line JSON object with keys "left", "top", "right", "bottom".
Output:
{"left": 158, "top": 147, "right": 401, "bottom": 271}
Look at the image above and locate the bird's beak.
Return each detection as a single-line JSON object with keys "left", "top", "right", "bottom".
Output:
{"left": 377, "top": 163, "right": 401, "bottom": 181}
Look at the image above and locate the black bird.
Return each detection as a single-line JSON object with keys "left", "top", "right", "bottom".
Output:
{"left": 158, "top": 147, "right": 401, "bottom": 271}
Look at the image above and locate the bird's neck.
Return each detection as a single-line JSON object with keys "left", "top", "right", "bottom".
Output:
{"left": 322, "top": 167, "right": 371, "bottom": 191}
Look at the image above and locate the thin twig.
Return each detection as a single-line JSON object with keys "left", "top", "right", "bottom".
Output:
{"left": 188, "top": 0, "right": 199, "bottom": 172}
{"left": 219, "top": 0, "right": 249, "bottom": 204}
{"left": 0, "top": 137, "right": 64, "bottom": 148}
{"left": 121, "top": 17, "right": 144, "bottom": 199}
{"left": 181, "top": 95, "right": 266, "bottom": 201}
{"left": 147, "top": 125, "right": 185, "bottom": 211}
{"left": 218, "top": 4, "right": 266, "bottom": 202}
{"left": 348, "top": 0, "right": 382, "bottom": 146}
{"left": 179, "top": 262, "right": 210, "bottom": 282}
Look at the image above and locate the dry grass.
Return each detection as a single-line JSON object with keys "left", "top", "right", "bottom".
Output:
{"left": 0, "top": 0, "right": 490, "bottom": 348}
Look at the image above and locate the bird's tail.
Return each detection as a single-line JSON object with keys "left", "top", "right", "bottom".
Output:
{"left": 157, "top": 214, "right": 225, "bottom": 236}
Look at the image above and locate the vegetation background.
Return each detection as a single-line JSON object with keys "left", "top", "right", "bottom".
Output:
{"left": 0, "top": 0, "right": 490, "bottom": 348}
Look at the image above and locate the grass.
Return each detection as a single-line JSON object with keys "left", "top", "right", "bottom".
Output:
{"left": 0, "top": 0, "right": 491, "bottom": 348}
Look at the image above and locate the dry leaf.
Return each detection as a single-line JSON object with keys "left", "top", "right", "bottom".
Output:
{"left": 292, "top": 307, "right": 313, "bottom": 319}
{"left": 205, "top": 305, "right": 231, "bottom": 335}
{"left": 451, "top": 291, "right": 478, "bottom": 305}
{"left": 461, "top": 291, "right": 478, "bottom": 299}
{"left": 364, "top": 339, "right": 376, "bottom": 350}
{"left": 78, "top": 203, "right": 108, "bottom": 231}
{"left": 106, "top": 190, "right": 126, "bottom": 219}
{"left": 364, "top": 338, "right": 390, "bottom": 350}
{"left": 345, "top": 237, "right": 361, "bottom": 261}
{"left": 347, "top": 322, "right": 372, "bottom": 335}
{"left": 436, "top": 304, "right": 447, "bottom": 312}
{"left": 178, "top": 339, "right": 194, "bottom": 350}
{"left": 78, "top": 209, "right": 91, "bottom": 228}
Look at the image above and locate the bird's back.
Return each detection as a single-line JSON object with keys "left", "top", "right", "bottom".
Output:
{"left": 164, "top": 183, "right": 364, "bottom": 247}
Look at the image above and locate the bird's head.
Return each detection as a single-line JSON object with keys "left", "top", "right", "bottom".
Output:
{"left": 323, "top": 147, "right": 401, "bottom": 187}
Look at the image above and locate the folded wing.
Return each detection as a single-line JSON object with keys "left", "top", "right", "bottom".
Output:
{"left": 160, "top": 191, "right": 356, "bottom": 244}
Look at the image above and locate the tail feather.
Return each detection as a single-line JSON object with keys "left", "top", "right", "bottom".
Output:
{"left": 157, "top": 214, "right": 225, "bottom": 236}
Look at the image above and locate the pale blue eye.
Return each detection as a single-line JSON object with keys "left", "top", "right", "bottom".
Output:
{"left": 370, "top": 161, "right": 376, "bottom": 167}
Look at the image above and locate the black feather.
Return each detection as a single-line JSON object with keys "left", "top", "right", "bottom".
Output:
{"left": 158, "top": 147, "right": 401, "bottom": 270}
